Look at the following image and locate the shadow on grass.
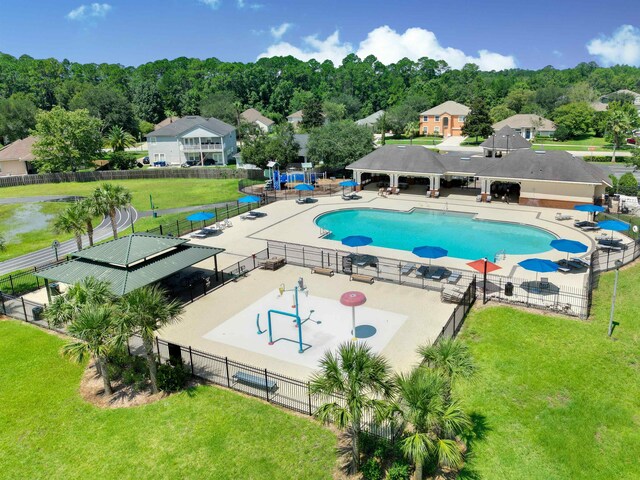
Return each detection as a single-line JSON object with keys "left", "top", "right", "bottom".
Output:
{"left": 457, "top": 411, "right": 491, "bottom": 479}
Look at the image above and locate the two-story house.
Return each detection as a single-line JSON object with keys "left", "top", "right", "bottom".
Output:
{"left": 240, "top": 108, "right": 274, "bottom": 133}
{"left": 419, "top": 101, "right": 470, "bottom": 137}
{"left": 146, "top": 116, "right": 237, "bottom": 166}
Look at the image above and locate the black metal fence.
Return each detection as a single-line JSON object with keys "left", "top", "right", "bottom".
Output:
{"left": 266, "top": 240, "right": 590, "bottom": 319}
{"left": 435, "top": 278, "right": 477, "bottom": 341}
{"left": 0, "top": 260, "right": 69, "bottom": 296}
{"left": 0, "top": 292, "right": 65, "bottom": 334}
{"left": 0, "top": 167, "right": 263, "bottom": 188}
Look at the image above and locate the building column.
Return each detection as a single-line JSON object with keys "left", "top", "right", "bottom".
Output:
{"left": 354, "top": 171, "right": 362, "bottom": 191}
{"left": 479, "top": 177, "right": 488, "bottom": 201}
{"left": 433, "top": 175, "right": 441, "bottom": 195}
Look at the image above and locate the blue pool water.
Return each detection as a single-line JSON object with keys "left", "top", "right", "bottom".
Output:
{"left": 316, "top": 208, "right": 556, "bottom": 260}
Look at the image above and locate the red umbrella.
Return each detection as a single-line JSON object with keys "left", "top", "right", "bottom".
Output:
{"left": 466, "top": 259, "right": 501, "bottom": 304}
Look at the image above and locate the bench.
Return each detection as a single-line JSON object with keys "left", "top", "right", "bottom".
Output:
{"left": 232, "top": 371, "right": 278, "bottom": 394}
{"left": 260, "top": 257, "right": 286, "bottom": 271}
{"left": 312, "top": 266, "right": 335, "bottom": 277}
{"left": 350, "top": 273, "right": 374, "bottom": 284}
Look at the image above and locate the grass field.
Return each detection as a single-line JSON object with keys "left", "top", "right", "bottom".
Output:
{"left": 0, "top": 320, "right": 337, "bottom": 479}
{"left": 0, "top": 178, "right": 243, "bottom": 213}
{"left": 456, "top": 262, "right": 640, "bottom": 479}
{"left": 0, "top": 202, "right": 103, "bottom": 262}
{"left": 386, "top": 136, "right": 443, "bottom": 145}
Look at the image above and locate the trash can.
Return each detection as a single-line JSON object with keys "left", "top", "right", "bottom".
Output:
{"left": 504, "top": 282, "right": 514, "bottom": 297}
{"left": 152, "top": 211, "right": 158, "bottom": 218}
{"left": 32, "top": 306, "right": 44, "bottom": 321}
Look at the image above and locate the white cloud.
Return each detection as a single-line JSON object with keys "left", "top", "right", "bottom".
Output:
{"left": 66, "top": 3, "right": 112, "bottom": 21}
{"left": 270, "top": 23, "right": 292, "bottom": 40}
{"left": 552, "top": 50, "right": 563, "bottom": 58}
{"left": 236, "top": 0, "right": 263, "bottom": 9}
{"left": 198, "top": 0, "right": 222, "bottom": 9}
{"left": 587, "top": 25, "right": 640, "bottom": 66}
{"left": 259, "top": 25, "right": 516, "bottom": 70}
{"left": 259, "top": 31, "right": 353, "bottom": 65}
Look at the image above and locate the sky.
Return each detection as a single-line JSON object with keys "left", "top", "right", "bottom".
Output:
{"left": 1, "top": 0, "right": 639, "bottom": 70}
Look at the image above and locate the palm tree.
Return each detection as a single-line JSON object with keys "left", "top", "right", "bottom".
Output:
{"left": 53, "top": 202, "right": 86, "bottom": 251}
{"left": 310, "top": 342, "right": 394, "bottom": 474}
{"left": 607, "top": 109, "right": 633, "bottom": 163}
{"left": 418, "top": 338, "right": 475, "bottom": 400}
{"left": 93, "top": 183, "right": 132, "bottom": 240}
{"left": 45, "top": 277, "right": 114, "bottom": 328}
{"left": 404, "top": 121, "right": 420, "bottom": 145}
{"left": 106, "top": 125, "right": 136, "bottom": 152}
{"left": 119, "top": 285, "right": 183, "bottom": 393}
{"left": 77, "top": 198, "right": 102, "bottom": 247}
{"left": 62, "top": 305, "right": 119, "bottom": 396}
{"left": 389, "top": 368, "right": 471, "bottom": 479}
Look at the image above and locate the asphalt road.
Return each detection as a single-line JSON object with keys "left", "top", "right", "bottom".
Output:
{"left": 0, "top": 207, "right": 138, "bottom": 276}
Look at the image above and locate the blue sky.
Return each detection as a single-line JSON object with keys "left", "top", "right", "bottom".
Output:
{"left": 1, "top": 0, "right": 639, "bottom": 70}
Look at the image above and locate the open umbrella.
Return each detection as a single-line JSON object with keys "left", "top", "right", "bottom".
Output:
{"left": 186, "top": 211, "right": 215, "bottom": 228}
{"left": 550, "top": 239, "right": 588, "bottom": 259}
{"left": 467, "top": 258, "right": 501, "bottom": 304}
{"left": 518, "top": 258, "right": 559, "bottom": 289}
{"left": 339, "top": 179, "right": 358, "bottom": 195}
{"left": 238, "top": 195, "right": 260, "bottom": 213}
{"left": 412, "top": 245, "right": 448, "bottom": 266}
{"left": 342, "top": 235, "right": 373, "bottom": 255}
{"left": 574, "top": 204, "right": 605, "bottom": 221}
{"left": 597, "top": 219, "right": 630, "bottom": 232}
{"left": 294, "top": 183, "right": 315, "bottom": 199}
{"left": 340, "top": 291, "right": 367, "bottom": 341}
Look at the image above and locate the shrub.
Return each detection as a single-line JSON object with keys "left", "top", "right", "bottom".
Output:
{"left": 618, "top": 172, "right": 639, "bottom": 196}
{"left": 108, "top": 151, "right": 138, "bottom": 170}
{"left": 553, "top": 125, "right": 571, "bottom": 141}
{"left": 361, "top": 458, "right": 383, "bottom": 480}
{"left": 386, "top": 461, "right": 411, "bottom": 480}
{"left": 157, "top": 361, "right": 190, "bottom": 392}
{"left": 106, "top": 352, "right": 149, "bottom": 390}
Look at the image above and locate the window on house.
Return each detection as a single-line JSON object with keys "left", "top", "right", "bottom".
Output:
{"left": 435, "top": 115, "right": 440, "bottom": 122}
{"left": 459, "top": 116, "right": 466, "bottom": 122}
{"left": 150, "top": 137, "right": 157, "bottom": 143}
{"left": 434, "top": 127, "right": 440, "bottom": 133}
{"left": 423, "top": 116, "right": 428, "bottom": 122}
{"left": 154, "top": 153, "right": 165, "bottom": 162}
{"left": 422, "top": 126, "right": 428, "bottom": 134}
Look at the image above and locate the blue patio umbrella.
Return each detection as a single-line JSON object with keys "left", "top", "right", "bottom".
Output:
{"left": 597, "top": 219, "right": 630, "bottom": 232}
{"left": 238, "top": 195, "right": 261, "bottom": 213}
{"left": 412, "top": 245, "right": 448, "bottom": 266}
{"left": 342, "top": 235, "right": 373, "bottom": 254}
{"left": 186, "top": 211, "right": 215, "bottom": 228}
{"left": 518, "top": 258, "right": 559, "bottom": 284}
{"left": 574, "top": 204, "right": 605, "bottom": 221}
{"left": 550, "top": 239, "right": 588, "bottom": 258}
{"left": 294, "top": 183, "right": 315, "bottom": 199}
{"left": 339, "top": 179, "right": 359, "bottom": 195}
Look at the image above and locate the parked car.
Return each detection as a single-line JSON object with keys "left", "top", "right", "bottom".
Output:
{"left": 626, "top": 137, "right": 636, "bottom": 145}
{"left": 152, "top": 160, "right": 166, "bottom": 167}
{"left": 142, "top": 156, "right": 150, "bottom": 164}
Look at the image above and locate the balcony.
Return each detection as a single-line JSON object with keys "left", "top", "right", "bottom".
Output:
{"left": 180, "top": 143, "right": 222, "bottom": 152}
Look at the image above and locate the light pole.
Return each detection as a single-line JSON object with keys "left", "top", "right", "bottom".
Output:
{"left": 608, "top": 259, "right": 623, "bottom": 337}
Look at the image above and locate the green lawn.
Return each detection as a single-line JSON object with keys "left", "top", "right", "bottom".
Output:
{"left": 456, "top": 263, "right": 640, "bottom": 479}
{"left": 386, "top": 136, "right": 443, "bottom": 145}
{"left": 0, "top": 320, "right": 337, "bottom": 479}
{"left": 0, "top": 178, "right": 243, "bottom": 213}
{"left": 533, "top": 135, "right": 609, "bottom": 147}
{"left": 461, "top": 136, "right": 486, "bottom": 146}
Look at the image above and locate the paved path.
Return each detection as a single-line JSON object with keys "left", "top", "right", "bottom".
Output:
{"left": 437, "top": 136, "right": 468, "bottom": 148}
{"left": 0, "top": 207, "right": 138, "bottom": 276}
{"left": 139, "top": 200, "right": 243, "bottom": 218}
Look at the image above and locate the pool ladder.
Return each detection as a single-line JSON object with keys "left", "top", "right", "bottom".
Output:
{"left": 494, "top": 250, "right": 506, "bottom": 262}
{"left": 319, "top": 228, "right": 331, "bottom": 238}
{"left": 442, "top": 201, "right": 449, "bottom": 214}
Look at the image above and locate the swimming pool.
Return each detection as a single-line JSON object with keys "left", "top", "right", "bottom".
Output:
{"left": 315, "top": 208, "right": 556, "bottom": 260}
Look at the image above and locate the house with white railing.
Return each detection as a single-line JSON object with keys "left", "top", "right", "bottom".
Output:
{"left": 146, "top": 116, "right": 237, "bottom": 166}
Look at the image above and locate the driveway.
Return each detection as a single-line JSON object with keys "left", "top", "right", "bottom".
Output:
{"left": 437, "top": 135, "right": 468, "bottom": 148}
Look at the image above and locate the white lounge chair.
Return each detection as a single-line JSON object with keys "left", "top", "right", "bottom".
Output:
{"left": 400, "top": 263, "right": 415, "bottom": 275}
{"left": 555, "top": 212, "right": 573, "bottom": 221}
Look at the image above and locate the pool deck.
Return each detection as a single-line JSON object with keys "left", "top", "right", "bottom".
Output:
{"left": 190, "top": 189, "right": 613, "bottom": 289}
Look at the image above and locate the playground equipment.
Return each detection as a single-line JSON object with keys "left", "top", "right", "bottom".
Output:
{"left": 340, "top": 291, "right": 367, "bottom": 341}
{"left": 256, "top": 278, "right": 319, "bottom": 353}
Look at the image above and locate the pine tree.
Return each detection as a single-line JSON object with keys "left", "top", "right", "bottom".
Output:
{"left": 462, "top": 98, "right": 494, "bottom": 143}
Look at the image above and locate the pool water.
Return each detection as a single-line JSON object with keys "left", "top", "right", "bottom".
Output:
{"left": 316, "top": 208, "right": 556, "bottom": 260}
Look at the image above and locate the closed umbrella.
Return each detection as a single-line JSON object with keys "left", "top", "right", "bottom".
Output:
{"left": 550, "top": 239, "right": 588, "bottom": 259}
{"left": 412, "top": 245, "right": 448, "bottom": 266}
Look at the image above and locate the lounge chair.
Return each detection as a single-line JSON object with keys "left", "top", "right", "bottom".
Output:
{"left": 598, "top": 244, "right": 622, "bottom": 252}
{"left": 555, "top": 212, "right": 573, "bottom": 221}
{"left": 539, "top": 277, "right": 550, "bottom": 290}
{"left": 574, "top": 220, "right": 593, "bottom": 228}
{"left": 416, "top": 265, "right": 430, "bottom": 278}
{"left": 241, "top": 211, "right": 267, "bottom": 219}
{"left": 447, "top": 271, "right": 462, "bottom": 284}
{"left": 555, "top": 260, "right": 572, "bottom": 273}
{"left": 222, "top": 218, "right": 232, "bottom": 228}
{"left": 427, "top": 267, "right": 448, "bottom": 281}
{"left": 570, "top": 257, "right": 590, "bottom": 269}
{"left": 598, "top": 238, "right": 622, "bottom": 247}
{"left": 341, "top": 194, "right": 353, "bottom": 201}
{"left": 400, "top": 263, "right": 415, "bottom": 275}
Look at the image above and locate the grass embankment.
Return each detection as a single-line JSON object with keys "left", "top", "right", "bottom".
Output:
{"left": 0, "top": 320, "right": 337, "bottom": 479}
{"left": 456, "top": 263, "right": 640, "bottom": 479}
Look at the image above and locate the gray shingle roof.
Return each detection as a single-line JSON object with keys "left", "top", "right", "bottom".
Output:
{"left": 0, "top": 136, "right": 37, "bottom": 162}
{"left": 480, "top": 126, "right": 532, "bottom": 150}
{"left": 476, "top": 149, "right": 612, "bottom": 185}
{"left": 421, "top": 101, "right": 470, "bottom": 116}
{"left": 438, "top": 153, "right": 499, "bottom": 174}
{"left": 347, "top": 145, "right": 446, "bottom": 175}
{"left": 147, "top": 116, "right": 235, "bottom": 138}
{"left": 241, "top": 108, "right": 274, "bottom": 127}
{"left": 492, "top": 114, "right": 555, "bottom": 131}
{"left": 356, "top": 110, "right": 384, "bottom": 126}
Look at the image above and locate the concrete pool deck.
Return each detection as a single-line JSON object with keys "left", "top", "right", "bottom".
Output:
{"left": 189, "top": 189, "right": 613, "bottom": 289}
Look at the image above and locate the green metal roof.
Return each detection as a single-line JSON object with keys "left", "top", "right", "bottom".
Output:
{"left": 37, "top": 236, "right": 224, "bottom": 296}
{"left": 72, "top": 233, "right": 189, "bottom": 266}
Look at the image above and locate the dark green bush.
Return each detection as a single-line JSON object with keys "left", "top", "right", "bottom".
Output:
{"left": 106, "top": 352, "right": 149, "bottom": 390}
{"left": 361, "top": 458, "right": 383, "bottom": 480}
{"left": 386, "top": 461, "right": 411, "bottom": 480}
{"left": 157, "top": 361, "right": 190, "bottom": 392}
{"left": 108, "top": 151, "right": 138, "bottom": 170}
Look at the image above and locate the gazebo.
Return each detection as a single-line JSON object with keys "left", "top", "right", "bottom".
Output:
{"left": 36, "top": 233, "right": 225, "bottom": 300}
